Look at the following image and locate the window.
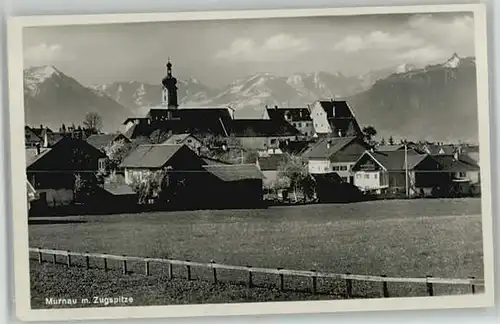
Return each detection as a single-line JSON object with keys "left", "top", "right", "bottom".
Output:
{"left": 187, "top": 139, "right": 192, "bottom": 144}
{"left": 364, "top": 174, "right": 370, "bottom": 179}
{"left": 98, "top": 158, "right": 106, "bottom": 171}
{"left": 373, "top": 173, "right": 378, "bottom": 179}
{"left": 341, "top": 165, "right": 348, "bottom": 171}
{"left": 458, "top": 172, "right": 467, "bottom": 178}
{"left": 356, "top": 174, "right": 361, "bottom": 179}
{"left": 324, "top": 167, "right": 328, "bottom": 171}
{"left": 270, "top": 139, "right": 277, "bottom": 145}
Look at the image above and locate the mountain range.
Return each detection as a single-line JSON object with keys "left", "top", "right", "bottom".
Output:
{"left": 23, "top": 53, "right": 478, "bottom": 142}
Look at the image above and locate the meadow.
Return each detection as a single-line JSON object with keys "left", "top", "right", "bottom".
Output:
{"left": 29, "top": 198, "right": 484, "bottom": 307}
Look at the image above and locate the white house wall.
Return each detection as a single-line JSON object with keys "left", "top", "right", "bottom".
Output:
{"left": 310, "top": 101, "right": 332, "bottom": 134}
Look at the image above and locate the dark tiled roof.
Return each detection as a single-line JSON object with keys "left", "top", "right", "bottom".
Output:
{"left": 119, "top": 144, "right": 184, "bottom": 168}
{"left": 302, "top": 137, "right": 359, "bottom": 159}
{"left": 229, "top": 119, "right": 300, "bottom": 137}
{"left": 124, "top": 116, "right": 230, "bottom": 138}
{"left": 203, "top": 164, "right": 264, "bottom": 181}
{"left": 201, "top": 156, "right": 232, "bottom": 165}
{"left": 257, "top": 154, "right": 288, "bottom": 171}
{"left": 318, "top": 100, "right": 355, "bottom": 118}
{"left": 146, "top": 108, "right": 232, "bottom": 121}
{"left": 86, "top": 134, "right": 129, "bottom": 150}
{"left": 266, "top": 107, "right": 311, "bottom": 122}
{"left": 376, "top": 145, "right": 406, "bottom": 152}
{"left": 431, "top": 155, "right": 480, "bottom": 172}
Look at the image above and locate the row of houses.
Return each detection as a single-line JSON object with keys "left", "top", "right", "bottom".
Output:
{"left": 255, "top": 135, "right": 480, "bottom": 200}
{"left": 25, "top": 130, "right": 266, "bottom": 213}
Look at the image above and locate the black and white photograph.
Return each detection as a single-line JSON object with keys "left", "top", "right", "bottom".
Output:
{"left": 7, "top": 4, "right": 495, "bottom": 322}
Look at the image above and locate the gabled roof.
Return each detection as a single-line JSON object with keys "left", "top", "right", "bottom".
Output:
{"left": 301, "top": 136, "right": 360, "bottom": 159}
{"left": 86, "top": 133, "right": 129, "bottom": 150}
{"left": 257, "top": 154, "right": 288, "bottom": 171}
{"left": 119, "top": 144, "right": 185, "bottom": 169}
{"left": 162, "top": 133, "right": 201, "bottom": 145}
{"left": 423, "top": 144, "right": 456, "bottom": 155}
{"left": 229, "top": 119, "right": 300, "bottom": 137}
{"left": 25, "top": 147, "right": 52, "bottom": 167}
{"left": 266, "top": 107, "right": 311, "bottom": 122}
{"left": 356, "top": 150, "right": 431, "bottom": 171}
{"left": 25, "top": 137, "right": 107, "bottom": 170}
{"left": 202, "top": 164, "right": 264, "bottom": 181}
{"left": 376, "top": 144, "right": 406, "bottom": 152}
{"left": 201, "top": 156, "right": 232, "bottom": 165}
{"left": 431, "top": 155, "right": 480, "bottom": 172}
{"left": 317, "top": 100, "right": 356, "bottom": 118}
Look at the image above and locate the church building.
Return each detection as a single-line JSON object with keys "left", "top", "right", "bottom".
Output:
{"left": 122, "top": 59, "right": 301, "bottom": 150}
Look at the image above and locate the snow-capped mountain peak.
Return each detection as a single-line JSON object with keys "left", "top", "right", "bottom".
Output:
{"left": 395, "top": 63, "right": 417, "bottom": 74}
{"left": 25, "top": 65, "right": 61, "bottom": 83}
{"left": 443, "top": 53, "right": 462, "bottom": 68}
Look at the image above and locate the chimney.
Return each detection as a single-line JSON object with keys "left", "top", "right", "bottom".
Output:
{"left": 43, "top": 129, "right": 49, "bottom": 148}
{"left": 274, "top": 105, "right": 278, "bottom": 109}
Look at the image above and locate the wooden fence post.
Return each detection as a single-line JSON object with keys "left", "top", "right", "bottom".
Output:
{"left": 52, "top": 250, "right": 57, "bottom": 264}
{"left": 103, "top": 254, "right": 108, "bottom": 272}
{"left": 167, "top": 261, "right": 173, "bottom": 279}
{"left": 345, "top": 273, "right": 353, "bottom": 298}
{"left": 469, "top": 276, "right": 476, "bottom": 294}
{"left": 67, "top": 251, "right": 72, "bottom": 267}
{"left": 426, "top": 276, "right": 434, "bottom": 296}
{"left": 211, "top": 260, "right": 217, "bottom": 284}
{"left": 144, "top": 260, "right": 150, "bottom": 276}
{"left": 85, "top": 252, "right": 90, "bottom": 269}
{"left": 381, "top": 275, "right": 389, "bottom": 298}
{"left": 247, "top": 266, "right": 253, "bottom": 288}
{"left": 311, "top": 270, "right": 317, "bottom": 295}
{"left": 186, "top": 260, "right": 192, "bottom": 280}
{"left": 122, "top": 256, "right": 127, "bottom": 275}
{"left": 277, "top": 268, "right": 284, "bottom": 290}
{"left": 37, "top": 247, "right": 43, "bottom": 264}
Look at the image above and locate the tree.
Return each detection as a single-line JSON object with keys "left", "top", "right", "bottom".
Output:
{"left": 277, "top": 154, "right": 316, "bottom": 202}
{"left": 73, "top": 172, "right": 99, "bottom": 203}
{"left": 104, "top": 139, "right": 133, "bottom": 171}
{"left": 379, "top": 138, "right": 386, "bottom": 146}
{"left": 362, "top": 126, "right": 378, "bottom": 147}
{"left": 83, "top": 112, "right": 103, "bottom": 134}
{"left": 388, "top": 136, "right": 395, "bottom": 145}
{"left": 149, "top": 129, "right": 171, "bottom": 144}
{"left": 130, "top": 167, "right": 185, "bottom": 205}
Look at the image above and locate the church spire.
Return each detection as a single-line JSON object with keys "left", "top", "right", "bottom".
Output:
{"left": 161, "top": 57, "right": 178, "bottom": 109}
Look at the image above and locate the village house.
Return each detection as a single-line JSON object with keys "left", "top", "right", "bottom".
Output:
{"left": 351, "top": 149, "right": 445, "bottom": 196}
{"left": 161, "top": 133, "right": 203, "bottom": 153}
{"left": 301, "top": 136, "right": 370, "bottom": 183}
{"left": 86, "top": 133, "right": 131, "bottom": 151}
{"left": 26, "top": 137, "right": 107, "bottom": 208}
{"left": 119, "top": 144, "right": 205, "bottom": 185}
{"left": 228, "top": 119, "right": 300, "bottom": 151}
{"left": 266, "top": 106, "right": 315, "bottom": 137}
{"left": 201, "top": 164, "right": 264, "bottom": 208}
{"left": 25, "top": 125, "right": 65, "bottom": 148}
{"left": 431, "top": 153, "right": 481, "bottom": 195}
{"left": 119, "top": 143, "right": 264, "bottom": 208}
{"left": 308, "top": 100, "right": 363, "bottom": 138}
{"left": 256, "top": 154, "right": 288, "bottom": 189}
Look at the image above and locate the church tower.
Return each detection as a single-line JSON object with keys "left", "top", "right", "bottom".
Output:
{"left": 161, "top": 58, "right": 178, "bottom": 109}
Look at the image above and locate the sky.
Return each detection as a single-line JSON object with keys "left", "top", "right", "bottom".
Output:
{"left": 23, "top": 11, "right": 475, "bottom": 88}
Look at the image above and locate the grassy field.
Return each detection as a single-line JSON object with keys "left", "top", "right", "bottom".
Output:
{"left": 28, "top": 198, "right": 484, "bottom": 307}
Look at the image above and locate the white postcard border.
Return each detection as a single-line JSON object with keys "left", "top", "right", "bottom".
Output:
{"left": 6, "top": 4, "right": 495, "bottom": 322}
